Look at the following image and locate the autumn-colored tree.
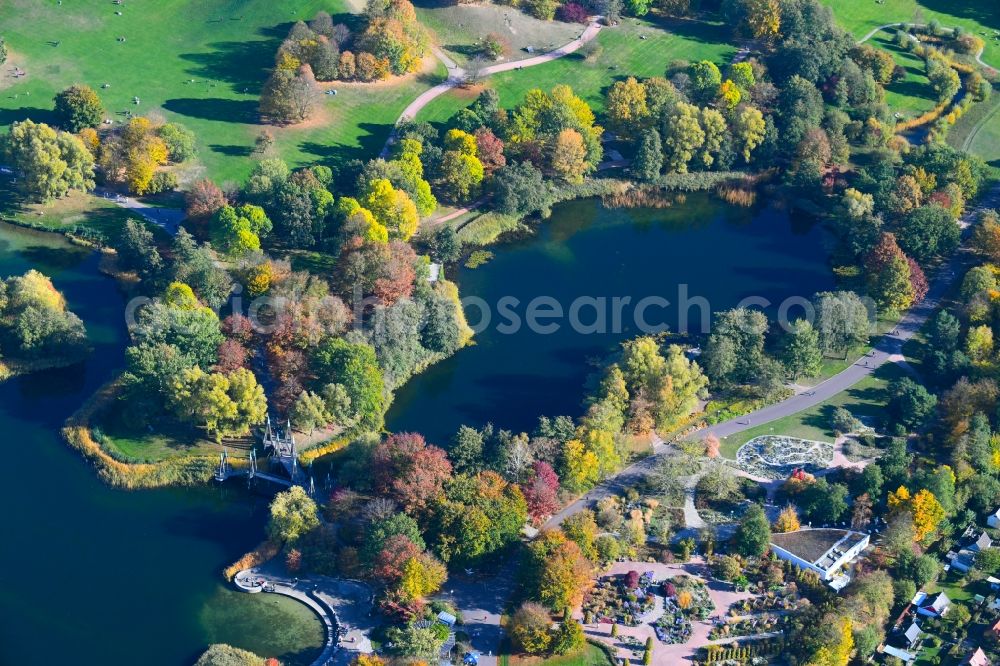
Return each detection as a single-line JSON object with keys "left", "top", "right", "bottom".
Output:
{"left": 606, "top": 77, "right": 649, "bottom": 138}
{"left": 186, "top": 179, "right": 227, "bottom": 221}
{"left": 523, "top": 461, "right": 561, "bottom": 524}
{"left": 910, "top": 489, "right": 946, "bottom": 542}
{"left": 474, "top": 127, "right": 506, "bottom": 176}
{"left": 526, "top": 530, "right": 594, "bottom": 612}
{"left": 549, "top": 128, "right": 588, "bottom": 184}
{"left": 773, "top": 505, "right": 801, "bottom": 533}
{"left": 399, "top": 552, "right": 447, "bottom": 601}
{"left": 510, "top": 602, "right": 553, "bottom": 654}
{"left": 373, "top": 533, "right": 424, "bottom": 583}
{"left": 373, "top": 432, "right": 453, "bottom": 514}
{"left": 703, "top": 433, "right": 721, "bottom": 458}
{"left": 973, "top": 210, "right": 1000, "bottom": 261}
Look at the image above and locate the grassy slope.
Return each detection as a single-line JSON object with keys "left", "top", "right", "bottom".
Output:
{"left": 416, "top": 15, "right": 736, "bottom": 123}
{"left": 415, "top": 2, "right": 582, "bottom": 66}
{"left": 718, "top": 363, "right": 907, "bottom": 459}
{"left": 0, "top": 0, "right": 445, "bottom": 183}
{"left": 869, "top": 33, "right": 938, "bottom": 118}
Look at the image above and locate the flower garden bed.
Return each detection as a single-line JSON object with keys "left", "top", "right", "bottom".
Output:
{"left": 583, "top": 570, "right": 657, "bottom": 626}
{"left": 654, "top": 575, "right": 715, "bottom": 644}
{"left": 708, "top": 613, "right": 789, "bottom": 640}
{"left": 736, "top": 436, "right": 834, "bottom": 480}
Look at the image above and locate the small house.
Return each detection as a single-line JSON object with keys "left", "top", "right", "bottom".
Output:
{"left": 966, "top": 647, "right": 991, "bottom": 666}
{"left": 903, "top": 621, "right": 922, "bottom": 649}
{"left": 769, "top": 528, "right": 869, "bottom": 591}
{"left": 915, "top": 591, "right": 951, "bottom": 618}
{"left": 988, "top": 507, "right": 1000, "bottom": 528}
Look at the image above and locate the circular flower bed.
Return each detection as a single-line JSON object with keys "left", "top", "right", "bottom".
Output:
{"left": 736, "top": 436, "right": 834, "bottom": 480}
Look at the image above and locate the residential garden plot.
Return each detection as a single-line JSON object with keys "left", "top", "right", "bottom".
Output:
{"left": 415, "top": 15, "right": 736, "bottom": 124}
{"left": 0, "top": 0, "right": 445, "bottom": 182}
{"left": 736, "top": 435, "right": 834, "bottom": 480}
{"left": 414, "top": 2, "right": 582, "bottom": 66}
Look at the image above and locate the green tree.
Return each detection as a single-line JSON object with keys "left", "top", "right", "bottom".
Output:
{"left": 662, "top": 102, "right": 704, "bottom": 173}
{"left": 689, "top": 61, "right": 722, "bottom": 103}
{"left": 2, "top": 120, "right": 95, "bottom": 202}
{"left": 53, "top": 84, "right": 105, "bottom": 132}
{"left": 780, "top": 319, "right": 822, "bottom": 379}
{"left": 267, "top": 486, "right": 319, "bottom": 544}
{"left": 734, "top": 504, "right": 770, "bottom": 557}
{"left": 898, "top": 205, "right": 960, "bottom": 263}
{"left": 632, "top": 129, "right": 663, "bottom": 182}
{"left": 290, "top": 390, "right": 329, "bottom": 434}
{"left": 158, "top": 122, "right": 197, "bottom": 162}
{"left": 115, "top": 219, "right": 164, "bottom": 282}
{"left": 813, "top": 291, "right": 871, "bottom": 357}
{"left": 551, "top": 620, "right": 585, "bottom": 655}
{"left": 732, "top": 105, "right": 766, "bottom": 163}
{"left": 887, "top": 377, "right": 937, "bottom": 430}
{"left": 311, "top": 337, "right": 385, "bottom": 431}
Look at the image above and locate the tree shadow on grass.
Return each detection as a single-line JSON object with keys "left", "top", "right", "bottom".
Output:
{"left": 163, "top": 97, "right": 259, "bottom": 123}
{"left": 917, "top": 0, "right": 1000, "bottom": 34}
{"left": 0, "top": 106, "right": 56, "bottom": 127}
{"left": 179, "top": 40, "right": 276, "bottom": 94}
{"left": 209, "top": 143, "right": 254, "bottom": 157}
{"left": 299, "top": 121, "right": 393, "bottom": 166}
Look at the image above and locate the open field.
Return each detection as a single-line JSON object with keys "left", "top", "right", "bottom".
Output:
{"left": 508, "top": 643, "right": 614, "bottom": 666}
{"left": 820, "top": 0, "right": 999, "bottom": 63}
{"left": 869, "top": 33, "right": 938, "bottom": 118}
{"left": 0, "top": 0, "right": 445, "bottom": 183}
{"left": 415, "top": 15, "right": 737, "bottom": 123}
{"left": 718, "top": 363, "right": 906, "bottom": 459}
{"left": 415, "top": 1, "right": 583, "bottom": 66}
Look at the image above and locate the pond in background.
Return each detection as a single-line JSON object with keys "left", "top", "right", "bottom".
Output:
{"left": 387, "top": 195, "right": 835, "bottom": 444}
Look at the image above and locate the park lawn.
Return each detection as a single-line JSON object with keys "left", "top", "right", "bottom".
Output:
{"left": 949, "top": 82, "right": 1000, "bottom": 167}
{"left": 415, "top": 2, "right": 582, "bottom": 67}
{"left": 718, "top": 362, "right": 907, "bottom": 459}
{"left": 0, "top": 0, "right": 446, "bottom": 183}
{"left": 509, "top": 643, "right": 614, "bottom": 666}
{"left": 868, "top": 33, "right": 939, "bottom": 118}
{"left": 818, "top": 0, "right": 1000, "bottom": 65}
{"left": 415, "top": 15, "right": 736, "bottom": 124}
{"left": 93, "top": 399, "right": 223, "bottom": 462}
{"left": 0, "top": 187, "right": 161, "bottom": 245}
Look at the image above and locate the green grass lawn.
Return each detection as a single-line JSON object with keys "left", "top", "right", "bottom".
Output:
{"left": 416, "top": 15, "right": 736, "bottom": 124}
{"left": 0, "top": 0, "right": 445, "bottom": 183}
{"left": 510, "top": 643, "right": 614, "bottom": 666}
{"left": 718, "top": 362, "right": 907, "bottom": 459}
{"left": 869, "top": 33, "right": 938, "bottom": 118}
{"left": 819, "top": 0, "right": 1000, "bottom": 64}
{"left": 93, "top": 399, "right": 223, "bottom": 463}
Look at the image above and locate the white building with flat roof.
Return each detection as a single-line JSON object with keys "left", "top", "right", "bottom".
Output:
{"left": 769, "top": 528, "right": 870, "bottom": 591}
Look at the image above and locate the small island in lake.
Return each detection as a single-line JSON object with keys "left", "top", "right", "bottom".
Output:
{"left": 0, "top": 269, "right": 89, "bottom": 381}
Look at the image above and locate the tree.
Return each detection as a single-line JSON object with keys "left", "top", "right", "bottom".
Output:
{"left": 492, "top": 161, "right": 547, "bottom": 216}
{"left": 525, "top": 530, "right": 593, "bottom": 612}
{"left": 260, "top": 64, "right": 320, "bottom": 124}
{"left": 310, "top": 337, "right": 385, "bottom": 431}
{"left": 703, "top": 307, "right": 767, "bottom": 385}
{"left": 734, "top": 504, "right": 770, "bottom": 557}
{"left": 211, "top": 204, "right": 272, "bottom": 256}
{"left": 732, "top": 105, "right": 766, "bottom": 163}
{"left": 384, "top": 624, "right": 445, "bottom": 661}
{"left": 813, "top": 291, "right": 871, "bottom": 357}
{"left": 159, "top": 122, "right": 197, "bottom": 162}
{"left": 909, "top": 489, "right": 945, "bottom": 542}
{"left": 53, "top": 85, "right": 105, "bottom": 132}
{"left": 116, "top": 219, "right": 164, "bottom": 281}
{"left": 606, "top": 77, "right": 649, "bottom": 138}
{"left": 689, "top": 61, "right": 722, "bottom": 103}
{"left": 0, "top": 37, "right": 6, "bottom": 66}
{"left": 186, "top": 179, "right": 227, "bottom": 221}
{"left": 398, "top": 553, "right": 447, "bottom": 601}
{"left": 195, "top": 644, "right": 266, "bottom": 666}
{"left": 549, "top": 128, "right": 588, "bottom": 184}
{"left": 633, "top": 129, "right": 663, "bottom": 182}
{"left": 510, "top": 602, "right": 553, "bottom": 654}
{"left": 897, "top": 205, "right": 960, "bottom": 263}
{"left": 662, "top": 102, "right": 705, "bottom": 173}
{"left": 972, "top": 210, "right": 1000, "bottom": 261}
{"left": 290, "top": 390, "right": 329, "bottom": 433}
{"left": 373, "top": 432, "right": 453, "bottom": 514}
{"left": 438, "top": 150, "right": 484, "bottom": 202}
{"left": 773, "top": 505, "right": 800, "bottom": 532}
{"left": 781, "top": 319, "right": 822, "bottom": 379}
{"left": 362, "top": 178, "right": 419, "bottom": 240}
{"left": 551, "top": 620, "right": 585, "bottom": 655}
{"left": 2, "top": 120, "right": 95, "bottom": 202}
{"left": 562, "top": 510, "right": 599, "bottom": 561}
{"left": 267, "top": 486, "right": 319, "bottom": 544}
{"left": 887, "top": 377, "right": 937, "bottom": 431}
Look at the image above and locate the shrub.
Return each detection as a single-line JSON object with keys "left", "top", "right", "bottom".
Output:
{"left": 557, "top": 3, "right": 589, "bottom": 23}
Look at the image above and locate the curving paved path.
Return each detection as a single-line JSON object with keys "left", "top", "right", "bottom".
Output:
{"left": 386, "top": 18, "right": 603, "bottom": 153}
{"left": 545, "top": 182, "right": 1000, "bottom": 531}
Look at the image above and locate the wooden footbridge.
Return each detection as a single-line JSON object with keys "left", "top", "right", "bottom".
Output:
{"left": 214, "top": 416, "right": 321, "bottom": 496}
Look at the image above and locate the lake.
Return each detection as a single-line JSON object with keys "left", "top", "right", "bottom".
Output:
{"left": 387, "top": 195, "right": 835, "bottom": 444}
{"left": 0, "top": 223, "right": 323, "bottom": 666}
{"left": 0, "top": 191, "right": 833, "bottom": 664}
